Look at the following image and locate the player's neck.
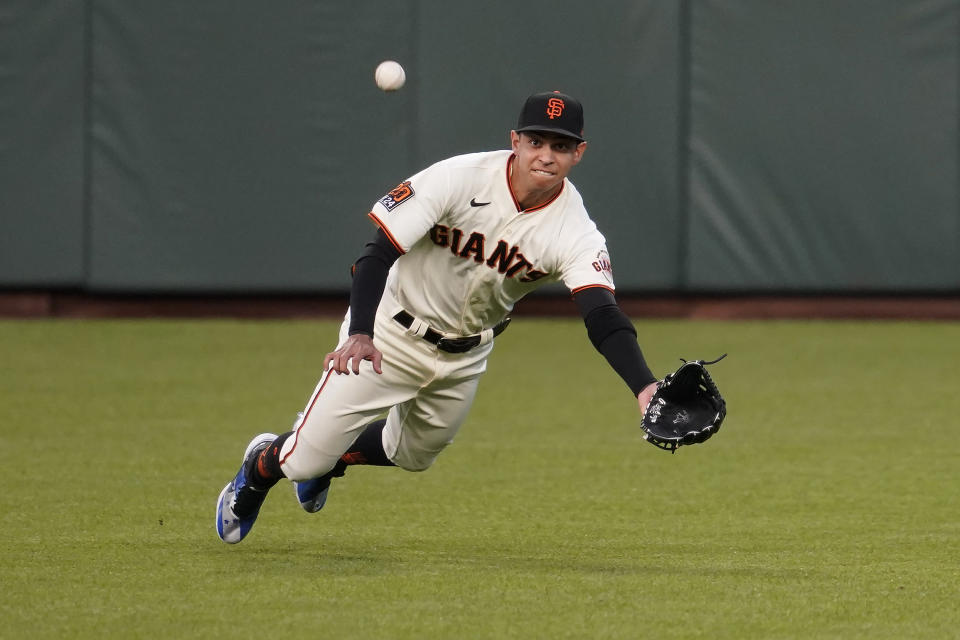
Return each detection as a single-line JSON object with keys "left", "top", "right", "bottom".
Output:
{"left": 509, "top": 157, "right": 562, "bottom": 211}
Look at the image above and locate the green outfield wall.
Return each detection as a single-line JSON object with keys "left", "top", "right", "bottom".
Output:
{"left": 1, "top": 0, "right": 957, "bottom": 292}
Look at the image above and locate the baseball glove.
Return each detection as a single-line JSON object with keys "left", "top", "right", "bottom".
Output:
{"left": 640, "top": 355, "right": 727, "bottom": 453}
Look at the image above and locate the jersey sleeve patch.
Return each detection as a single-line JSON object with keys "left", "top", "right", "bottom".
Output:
{"left": 562, "top": 243, "right": 616, "bottom": 293}
{"left": 378, "top": 181, "right": 415, "bottom": 211}
{"left": 591, "top": 249, "right": 614, "bottom": 285}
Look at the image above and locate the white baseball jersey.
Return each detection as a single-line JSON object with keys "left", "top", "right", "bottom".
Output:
{"left": 279, "top": 150, "right": 617, "bottom": 478}
{"left": 369, "top": 150, "right": 614, "bottom": 335}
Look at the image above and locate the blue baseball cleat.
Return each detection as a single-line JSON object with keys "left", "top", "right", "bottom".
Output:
{"left": 294, "top": 460, "right": 348, "bottom": 513}
{"left": 216, "top": 432, "right": 278, "bottom": 544}
{"left": 294, "top": 476, "right": 331, "bottom": 513}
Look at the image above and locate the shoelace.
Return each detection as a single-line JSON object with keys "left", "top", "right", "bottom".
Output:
{"left": 232, "top": 484, "right": 268, "bottom": 518}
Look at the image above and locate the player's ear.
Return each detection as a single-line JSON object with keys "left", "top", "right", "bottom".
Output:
{"left": 572, "top": 141, "right": 587, "bottom": 165}
{"left": 510, "top": 130, "right": 521, "bottom": 151}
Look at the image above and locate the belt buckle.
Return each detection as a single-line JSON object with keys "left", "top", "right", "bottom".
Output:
{"left": 436, "top": 336, "right": 478, "bottom": 354}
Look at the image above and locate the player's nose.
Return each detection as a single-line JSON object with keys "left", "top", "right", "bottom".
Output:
{"left": 537, "top": 148, "right": 556, "bottom": 164}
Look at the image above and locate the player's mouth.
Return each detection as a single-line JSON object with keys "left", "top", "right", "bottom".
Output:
{"left": 532, "top": 168, "right": 555, "bottom": 177}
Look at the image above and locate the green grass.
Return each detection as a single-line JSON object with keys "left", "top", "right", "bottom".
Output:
{"left": 1, "top": 318, "right": 958, "bottom": 639}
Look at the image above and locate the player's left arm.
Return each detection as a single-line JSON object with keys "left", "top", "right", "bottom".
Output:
{"left": 573, "top": 286, "right": 658, "bottom": 414}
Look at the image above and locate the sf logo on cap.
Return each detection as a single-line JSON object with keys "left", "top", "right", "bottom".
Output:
{"left": 546, "top": 97, "right": 565, "bottom": 120}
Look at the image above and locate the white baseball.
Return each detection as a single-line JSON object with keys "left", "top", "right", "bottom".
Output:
{"left": 375, "top": 60, "right": 406, "bottom": 91}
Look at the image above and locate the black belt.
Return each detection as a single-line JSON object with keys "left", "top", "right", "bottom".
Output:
{"left": 393, "top": 310, "right": 511, "bottom": 353}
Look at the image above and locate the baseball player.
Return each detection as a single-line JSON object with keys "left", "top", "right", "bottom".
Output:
{"left": 216, "top": 91, "right": 660, "bottom": 544}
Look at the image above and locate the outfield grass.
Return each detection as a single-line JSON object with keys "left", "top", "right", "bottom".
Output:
{"left": 1, "top": 317, "right": 958, "bottom": 639}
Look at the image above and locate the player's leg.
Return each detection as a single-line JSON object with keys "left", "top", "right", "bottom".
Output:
{"left": 216, "top": 368, "right": 409, "bottom": 540}
{"left": 295, "top": 375, "right": 481, "bottom": 514}
{"left": 287, "top": 305, "right": 474, "bottom": 509}
{"left": 294, "top": 344, "right": 488, "bottom": 511}
{"left": 216, "top": 340, "right": 420, "bottom": 540}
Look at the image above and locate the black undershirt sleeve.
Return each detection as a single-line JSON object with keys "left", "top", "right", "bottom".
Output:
{"left": 347, "top": 229, "right": 402, "bottom": 337}
{"left": 574, "top": 287, "right": 657, "bottom": 396}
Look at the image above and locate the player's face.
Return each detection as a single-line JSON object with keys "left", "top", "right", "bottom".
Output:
{"left": 510, "top": 131, "right": 586, "bottom": 193}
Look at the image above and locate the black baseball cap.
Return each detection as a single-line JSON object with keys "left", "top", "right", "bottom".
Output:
{"left": 515, "top": 91, "right": 585, "bottom": 142}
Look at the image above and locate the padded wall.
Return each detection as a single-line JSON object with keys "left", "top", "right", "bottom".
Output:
{"left": 687, "top": 0, "right": 959, "bottom": 290}
{"left": 1, "top": 1, "right": 957, "bottom": 293}
{"left": 88, "top": 1, "right": 417, "bottom": 290}
{"left": 0, "top": 1, "right": 85, "bottom": 285}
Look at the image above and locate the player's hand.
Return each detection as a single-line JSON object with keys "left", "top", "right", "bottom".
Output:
{"left": 637, "top": 381, "right": 658, "bottom": 416}
{"left": 324, "top": 334, "right": 383, "bottom": 375}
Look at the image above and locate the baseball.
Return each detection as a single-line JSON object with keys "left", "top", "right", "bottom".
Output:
{"left": 375, "top": 60, "right": 405, "bottom": 91}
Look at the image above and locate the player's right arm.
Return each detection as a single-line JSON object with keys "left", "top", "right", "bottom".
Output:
{"left": 554, "top": 217, "right": 659, "bottom": 414}
{"left": 324, "top": 229, "right": 401, "bottom": 375}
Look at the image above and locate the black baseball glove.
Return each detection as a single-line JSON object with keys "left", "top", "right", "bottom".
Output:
{"left": 640, "top": 355, "right": 727, "bottom": 453}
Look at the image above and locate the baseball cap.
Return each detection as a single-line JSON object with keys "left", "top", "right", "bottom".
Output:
{"left": 515, "top": 91, "right": 585, "bottom": 142}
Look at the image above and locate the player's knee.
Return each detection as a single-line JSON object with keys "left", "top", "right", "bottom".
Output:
{"left": 396, "top": 462, "right": 433, "bottom": 473}
{"left": 278, "top": 440, "right": 342, "bottom": 481}
{"left": 390, "top": 446, "right": 445, "bottom": 472}
{"left": 395, "top": 459, "right": 433, "bottom": 472}
{"left": 383, "top": 418, "right": 456, "bottom": 472}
